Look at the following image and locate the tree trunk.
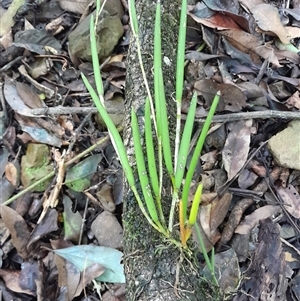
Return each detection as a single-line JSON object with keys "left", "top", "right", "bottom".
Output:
{"left": 123, "top": 1, "right": 218, "bottom": 300}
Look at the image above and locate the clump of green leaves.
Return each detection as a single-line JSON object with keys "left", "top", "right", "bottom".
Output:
{"left": 82, "top": 0, "right": 220, "bottom": 256}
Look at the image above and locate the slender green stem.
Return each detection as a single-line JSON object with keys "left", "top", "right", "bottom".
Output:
{"left": 168, "top": 188, "right": 179, "bottom": 232}
{"left": 194, "top": 223, "right": 218, "bottom": 286}
{"left": 128, "top": 0, "right": 158, "bottom": 136}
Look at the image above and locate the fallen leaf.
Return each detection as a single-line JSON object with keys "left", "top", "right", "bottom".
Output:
{"left": 53, "top": 245, "right": 125, "bottom": 283}
{"left": 96, "top": 183, "right": 116, "bottom": 212}
{"left": 235, "top": 205, "right": 282, "bottom": 234}
{"left": 65, "top": 154, "right": 103, "bottom": 192}
{"left": 251, "top": 4, "right": 291, "bottom": 44}
{"left": 276, "top": 184, "right": 300, "bottom": 218}
{"left": 193, "top": 192, "right": 232, "bottom": 252}
{"left": 63, "top": 195, "right": 83, "bottom": 242}
{"left": 0, "top": 205, "right": 31, "bottom": 259}
{"left": 220, "top": 29, "right": 281, "bottom": 67}
{"left": 16, "top": 81, "right": 44, "bottom": 109}
{"left": 4, "top": 78, "right": 38, "bottom": 117}
{"left": 222, "top": 120, "right": 252, "bottom": 181}
{"left": 194, "top": 79, "right": 247, "bottom": 112}
{"left": 28, "top": 209, "right": 58, "bottom": 247}
{"left": 189, "top": 12, "right": 241, "bottom": 30}
{"left": 0, "top": 269, "right": 35, "bottom": 296}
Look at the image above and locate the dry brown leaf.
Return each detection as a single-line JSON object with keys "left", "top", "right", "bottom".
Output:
{"left": 193, "top": 192, "right": 232, "bottom": 252}
{"left": 0, "top": 269, "right": 35, "bottom": 296}
{"left": 16, "top": 81, "right": 44, "bottom": 109}
{"left": 222, "top": 120, "right": 252, "bottom": 181}
{"left": 5, "top": 162, "right": 20, "bottom": 187}
{"left": 235, "top": 205, "right": 282, "bottom": 235}
{"left": 189, "top": 12, "right": 241, "bottom": 30}
{"left": 96, "top": 183, "right": 116, "bottom": 212}
{"left": 74, "top": 263, "right": 105, "bottom": 297}
{"left": 194, "top": 79, "right": 247, "bottom": 112}
{"left": 251, "top": 4, "right": 291, "bottom": 44}
{"left": 286, "top": 91, "right": 300, "bottom": 110}
{"left": 210, "top": 192, "right": 232, "bottom": 232}
{"left": 0, "top": 205, "right": 31, "bottom": 259}
{"left": 220, "top": 29, "right": 281, "bottom": 67}
{"left": 276, "top": 184, "right": 300, "bottom": 218}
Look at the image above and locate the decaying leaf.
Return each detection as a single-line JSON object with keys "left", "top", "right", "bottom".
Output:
{"left": 0, "top": 205, "right": 31, "bottom": 259}
{"left": 0, "top": 268, "right": 36, "bottom": 296}
{"left": 28, "top": 209, "right": 58, "bottom": 247}
{"left": 235, "top": 205, "right": 282, "bottom": 235}
{"left": 251, "top": 4, "right": 291, "bottom": 44}
{"left": 189, "top": 12, "right": 242, "bottom": 30}
{"left": 222, "top": 120, "right": 252, "bottom": 181}
{"left": 233, "top": 219, "right": 287, "bottom": 301}
{"left": 276, "top": 184, "right": 300, "bottom": 218}
{"left": 63, "top": 195, "right": 83, "bottom": 242}
{"left": 194, "top": 79, "right": 247, "bottom": 112}
{"left": 193, "top": 192, "right": 232, "bottom": 252}
{"left": 220, "top": 29, "right": 281, "bottom": 67}
{"left": 65, "top": 154, "right": 102, "bottom": 192}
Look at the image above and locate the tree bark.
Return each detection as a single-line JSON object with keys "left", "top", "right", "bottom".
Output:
{"left": 123, "top": 1, "right": 218, "bottom": 300}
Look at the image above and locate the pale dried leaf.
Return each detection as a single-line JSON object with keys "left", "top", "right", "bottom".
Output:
{"left": 58, "top": 0, "right": 89, "bottom": 14}
{"left": 235, "top": 205, "right": 282, "bottom": 234}
{"left": 276, "top": 184, "right": 300, "bottom": 218}
{"left": 251, "top": 4, "right": 291, "bottom": 44}
{"left": 222, "top": 120, "right": 252, "bottom": 181}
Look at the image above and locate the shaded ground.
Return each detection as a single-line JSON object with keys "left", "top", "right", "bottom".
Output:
{"left": 0, "top": 0, "right": 300, "bottom": 300}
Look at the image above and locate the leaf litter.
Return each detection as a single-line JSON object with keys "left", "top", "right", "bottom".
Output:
{"left": 0, "top": 0, "right": 300, "bottom": 299}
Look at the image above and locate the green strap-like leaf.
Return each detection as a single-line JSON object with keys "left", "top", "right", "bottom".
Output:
{"left": 188, "top": 182, "right": 202, "bottom": 226}
{"left": 175, "top": 92, "right": 197, "bottom": 189}
{"left": 176, "top": 0, "right": 187, "bottom": 103}
{"left": 128, "top": 0, "right": 139, "bottom": 36}
{"left": 81, "top": 74, "right": 135, "bottom": 188}
{"left": 90, "top": 15, "right": 104, "bottom": 101}
{"left": 154, "top": 1, "right": 173, "bottom": 177}
{"left": 131, "top": 108, "right": 159, "bottom": 224}
{"left": 181, "top": 91, "right": 220, "bottom": 222}
{"left": 145, "top": 98, "right": 159, "bottom": 198}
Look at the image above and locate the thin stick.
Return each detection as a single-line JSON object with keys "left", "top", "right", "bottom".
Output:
{"left": 194, "top": 110, "right": 300, "bottom": 123}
